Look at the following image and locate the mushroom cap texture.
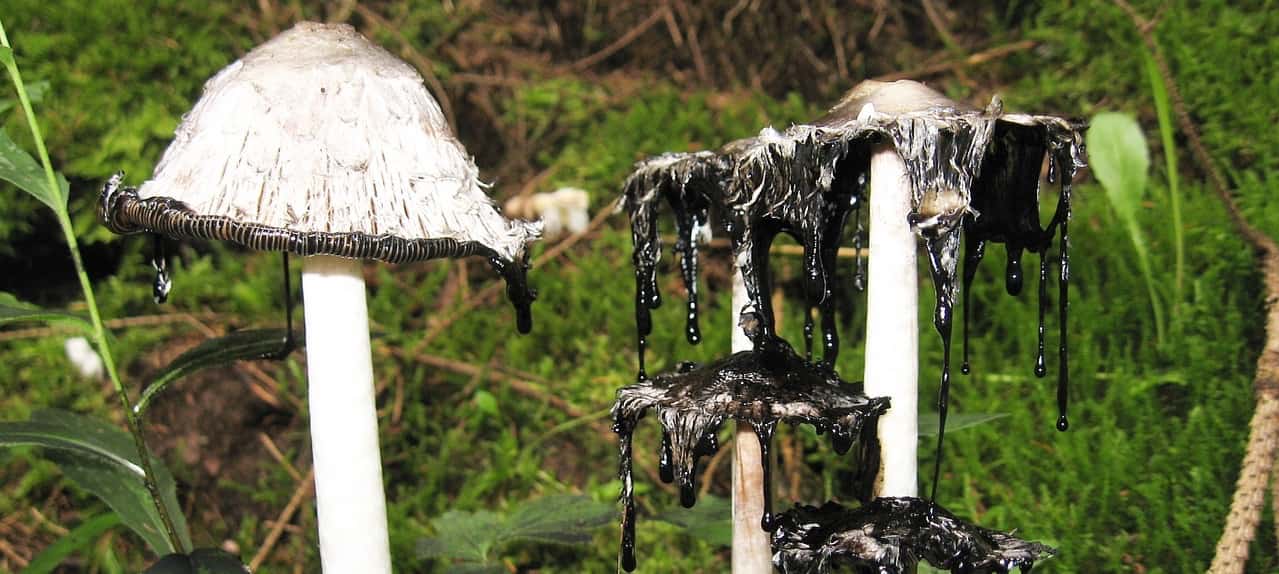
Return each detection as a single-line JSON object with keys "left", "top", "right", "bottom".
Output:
{"left": 134, "top": 21, "right": 538, "bottom": 262}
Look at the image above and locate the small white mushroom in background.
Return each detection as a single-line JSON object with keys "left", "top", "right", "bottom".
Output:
{"left": 64, "top": 336, "right": 104, "bottom": 380}
{"left": 504, "top": 187, "right": 591, "bottom": 237}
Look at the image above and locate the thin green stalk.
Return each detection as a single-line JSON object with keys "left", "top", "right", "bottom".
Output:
{"left": 1129, "top": 220, "right": 1167, "bottom": 347}
{"left": 1145, "top": 51, "right": 1183, "bottom": 318}
{"left": 0, "top": 20, "right": 187, "bottom": 554}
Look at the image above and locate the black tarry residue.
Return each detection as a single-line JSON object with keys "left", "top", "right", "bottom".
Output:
{"left": 611, "top": 341, "right": 888, "bottom": 571}
{"left": 772, "top": 497, "right": 1056, "bottom": 574}
{"left": 616, "top": 80, "right": 1085, "bottom": 570}
{"left": 964, "top": 117, "right": 1086, "bottom": 434}
{"left": 725, "top": 125, "right": 871, "bottom": 366}
{"left": 620, "top": 151, "right": 725, "bottom": 378}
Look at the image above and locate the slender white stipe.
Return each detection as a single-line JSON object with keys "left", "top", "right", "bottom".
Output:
{"left": 863, "top": 144, "right": 920, "bottom": 498}
{"left": 730, "top": 270, "right": 772, "bottom": 573}
{"left": 302, "top": 255, "right": 392, "bottom": 573}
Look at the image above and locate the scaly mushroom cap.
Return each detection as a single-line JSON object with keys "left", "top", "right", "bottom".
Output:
{"left": 100, "top": 21, "right": 540, "bottom": 265}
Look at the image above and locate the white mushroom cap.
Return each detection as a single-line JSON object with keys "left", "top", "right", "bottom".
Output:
{"left": 123, "top": 21, "right": 538, "bottom": 263}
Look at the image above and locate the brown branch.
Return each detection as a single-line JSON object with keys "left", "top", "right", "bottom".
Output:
{"left": 872, "top": 40, "right": 1037, "bottom": 83}
{"left": 671, "top": 0, "right": 710, "bottom": 84}
{"left": 1111, "top": 0, "right": 1279, "bottom": 570}
{"left": 570, "top": 7, "right": 669, "bottom": 72}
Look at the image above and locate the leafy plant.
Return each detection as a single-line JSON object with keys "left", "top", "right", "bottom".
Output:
{"left": 0, "top": 409, "right": 190, "bottom": 553}
{"left": 0, "top": 18, "right": 280, "bottom": 571}
{"left": 1086, "top": 112, "right": 1164, "bottom": 346}
{"left": 416, "top": 494, "right": 614, "bottom": 571}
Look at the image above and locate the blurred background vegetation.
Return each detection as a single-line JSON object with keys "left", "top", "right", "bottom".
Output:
{"left": 1, "top": 0, "right": 1276, "bottom": 571}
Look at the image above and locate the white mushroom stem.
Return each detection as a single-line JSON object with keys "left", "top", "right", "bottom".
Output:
{"left": 730, "top": 271, "right": 772, "bottom": 572}
{"left": 863, "top": 143, "right": 919, "bottom": 498}
{"left": 301, "top": 255, "right": 392, "bottom": 573}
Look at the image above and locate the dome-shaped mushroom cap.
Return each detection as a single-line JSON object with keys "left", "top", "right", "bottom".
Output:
{"left": 116, "top": 21, "right": 538, "bottom": 264}
{"left": 823, "top": 79, "right": 980, "bottom": 122}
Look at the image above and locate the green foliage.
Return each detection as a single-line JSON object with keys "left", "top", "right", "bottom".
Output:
{"left": 416, "top": 494, "right": 613, "bottom": 570}
{"left": 22, "top": 513, "right": 121, "bottom": 574}
{"left": 0, "top": 20, "right": 193, "bottom": 563}
{"left": 0, "top": 409, "right": 190, "bottom": 553}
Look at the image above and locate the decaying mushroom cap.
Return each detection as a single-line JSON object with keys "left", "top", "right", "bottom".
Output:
{"left": 611, "top": 339, "right": 889, "bottom": 571}
{"left": 619, "top": 78, "right": 1086, "bottom": 420}
{"left": 772, "top": 498, "right": 1056, "bottom": 574}
{"left": 100, "top": 21, "right": 539, "bottom": 269}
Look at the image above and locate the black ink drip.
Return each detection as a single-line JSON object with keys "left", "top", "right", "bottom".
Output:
{"left": 150, "top": 234, "right": 171, "bottom": 304}
{"left": 1056, "top": 152, "right": 1074, "bottom": 432}
{"left": 1035, "top": 251, "right": 1049, "bottom": 378}
{"left": 754, "top": 421, "right": 778, "bottom": 531}
{"left": 961, "top": 239, "right": 985, "bottom": 375}
{"left": 615, "top": 417, "right": 638, "bottom": 572}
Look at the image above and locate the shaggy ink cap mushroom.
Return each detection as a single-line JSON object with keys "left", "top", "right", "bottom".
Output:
{"left": 98, "top": 22, "right": 544, "bottom": 573}
{"left": 99, "top": 21, "right": 541, "bottom": 332}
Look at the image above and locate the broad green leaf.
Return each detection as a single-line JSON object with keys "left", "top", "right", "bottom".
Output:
{"left": 135, "top": 329, "right": 295, "bottom": 415}
{"left": 21, "top": 513, "right": 122, "bottom": 574}
{"left": 1086, "top": 112, "right": 1149, "bottom": 222}
{"left": 417, "top": 494, "right": 612, "bottom": 567}
{"left": 503, "top": 494, "right": 614, "bottom": 545}
{"left": 142, "top": 549, "right": 250, "bottom": 574}
{"left": 417, "top": 509, "right": 504, "bottom": 562}
{"left": 653, "top": 494, "right": 732, "bottom": 547}
{"left": 0, "top": 291, "right": 91, "bottom": 332}
{"left": 0, "top": 409, "right": 191, "bottom": 553}
{"left": 0, "top": 127, "right": 69, "bottom": 214}
{"left": 918, "top": 412, "right": 1009, "bottom": 437}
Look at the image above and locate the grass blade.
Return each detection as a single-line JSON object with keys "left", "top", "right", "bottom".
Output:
{"left": 21, "top": 513, "right": 123, "bottom": 574}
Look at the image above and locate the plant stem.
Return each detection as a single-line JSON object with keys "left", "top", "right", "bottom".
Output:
{"left": 1131, "top": 221, "right": 1167, "bottom": 347}
{"left": 0, "top": 19, "right": 187, "bottom": 554}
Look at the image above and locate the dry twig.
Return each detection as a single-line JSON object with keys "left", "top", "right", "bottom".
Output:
{"left": 249, "top": 468, "right": 315, "bottom": 572}
{"left": 570, "top": 7, "right": 669, "bottom": 72}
